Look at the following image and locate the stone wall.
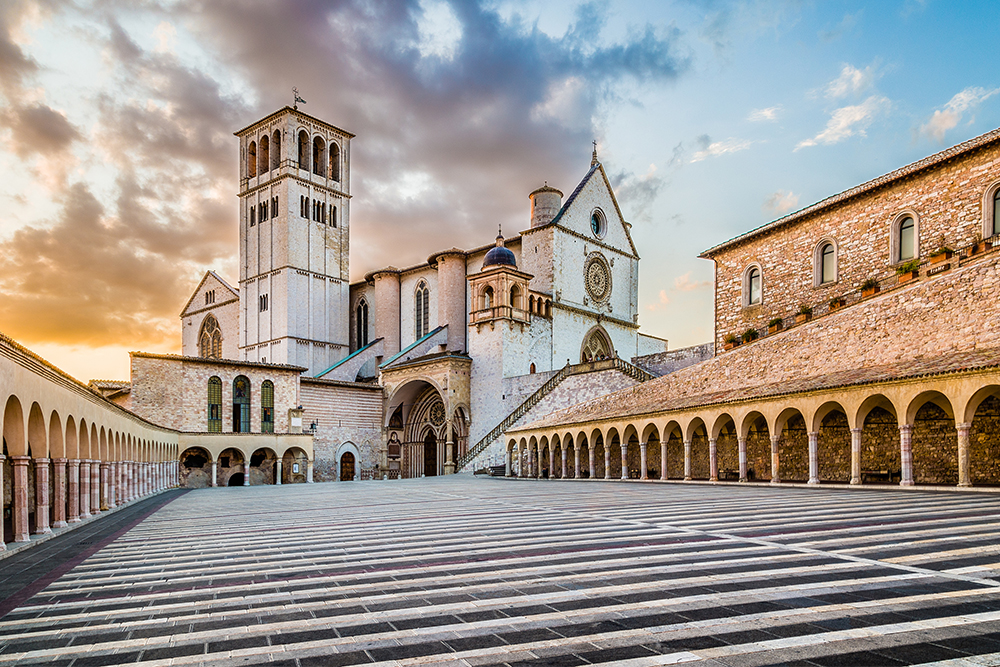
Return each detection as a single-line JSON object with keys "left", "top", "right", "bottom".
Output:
{"left": 632, "top": 342, "right": 715, "bottom": 377}
{"left": 708, "top": 140, "right": 1000, "bottom": 350}
{"left": 299, "top": 378, "right": 383, "bottom": 482}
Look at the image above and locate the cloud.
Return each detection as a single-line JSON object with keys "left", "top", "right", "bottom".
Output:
{"left": 796, "top": 95, "right": 890, "bottom": 150}
{"left": 825, "top": 64, "right": 874, "bottom": 99}
{"left": 747, "top": 106, "right": 781, "bottom": 122}
{"left": 763, "top": 190, "right": 799, "bottom": 215}
{"left": 691, "top": 136, "right": 753, "bottom": 162}
{"left": 0, "top": 102, "right": 80, "bottom": 187}
{"left": 818, "top": 11, "right": 860, "bottom": 42}
{"left": 919, "top": 86, "right": 1000, "bottom": 143}
{"left": 646, "top": 289, "right": 670, "bottom": 311}
{"left": 673, "top": 271, "right": 711, "bottom": 292}
{"left": 608, "top": 163, "right": 665, "bottom": 223}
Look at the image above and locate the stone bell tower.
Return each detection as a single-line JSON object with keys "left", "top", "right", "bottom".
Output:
{"left": 234, "top": 107, "right": 354, "bottom": 375}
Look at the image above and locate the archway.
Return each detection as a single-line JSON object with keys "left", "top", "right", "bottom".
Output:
{"left": 580, "top": 326, "right": 613, "bottom": 363}
{"left": 227, "top": 473, "right": 244, "bottom": 487}
{"left": 340, "top": 452, "right": 356, "bottom": 481}
{"left": 250, "top": 448, "right": 277, "bottom": 485}
{"left": 179, "top": 447, "right": 211, "bottom": 488}
{"left": 424, "top": 432, "right": 437, "bottom": 477}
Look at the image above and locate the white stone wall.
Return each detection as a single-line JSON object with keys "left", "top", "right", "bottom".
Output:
{"left": 181, "top": 299, "right": 240, "bottom": 360}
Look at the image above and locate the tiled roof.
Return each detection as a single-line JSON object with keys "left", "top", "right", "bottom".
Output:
{"left": 513, "top": 346, "right": 1000, "bottom": 433}
{"left": 701, "top": 126, "right": 1000, "bottom": 258}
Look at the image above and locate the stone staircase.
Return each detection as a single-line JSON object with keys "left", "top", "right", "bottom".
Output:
{"left": 456, "top": 358, "right": 655, "bottom": 472}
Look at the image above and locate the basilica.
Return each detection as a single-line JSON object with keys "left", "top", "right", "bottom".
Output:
{"left": 118, "top": 106, "right": 670, "bottom": 484}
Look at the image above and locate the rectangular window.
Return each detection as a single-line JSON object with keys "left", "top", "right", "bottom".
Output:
{"left": 250, "top": 207, "right": 255, "bottom": 226}
{"left": 331, "top": 205, "right": 337, "bottom": 228}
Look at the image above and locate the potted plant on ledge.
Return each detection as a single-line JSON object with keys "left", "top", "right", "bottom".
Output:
{"left": 929, "top": 246, "right": 953, "bottom": 264}
{"left": 767, "top": 317, "right": 784, "bottom": 335}
{"left": 742, "top": 327, "right": 760, "bottom": 344}
{"left": 723, "top": 333, "right": 741, "bottom": 351}
{"left": 795, "top": 304, "right": 812, "bottom": 324}
{"left": 861, "top": 277, "right": 880, "bottom": 298}
{"left": 896, "top": 259, "right": 920, "bottom": 284}
{"left": 829, "top": 296, "right": 846, "bottom": 312}
{"left": 972, "top": 231, "right": 993, "bottom": 256}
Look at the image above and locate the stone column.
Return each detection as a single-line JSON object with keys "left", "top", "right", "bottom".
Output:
{"left": 12, "top": 456, "right": 30, "bottom": 542}
{"left": 640, "top": 443, "right": 648, "bottom": 480}
{"left": 67, "top": 459, "right": 80, "bottom": 522}
{"left": 307, "top": 460, "right": 314, "bottom": 482}
{"left": 33, "top": 458, "right": 51, "bottom": 535}
{"left": 899, "top": 424, "right": 914, "bottom": 486}
{"left": 244, "top": 462, "right": 250, "bottom": 486}
{"left": 549, "top": 446, "right": 556, "bottom": 479}
{"left": 100, "top": 462, "right": 109, "bottom": 511}
{"left": 660, "top": 441, "right": 668, "bottom": 480}
{"left": 90, "top": 461, "right": 100, "bottom": 513}
{"left": 850, "top": 428, "right": 862, "bottom": 485}
{"left": 536, "top": 448, "right": 543, "bottom": 479}
{"left": 738, "top": 437, "right": 748, "bottom": 482}
{"left": 604, "top": 446, "right": 611, "bottom": 479}
{"left": 121, "top": 461, "right": 129, "bottom": 501}
{"left": 708, "top": 438, "right": 718, "bottom": 482}
{"left": 588, "top": 447, "right": 596, "bottom": 479}
{"left": 620, "top": 443, "right": 628, "bottom": 480}
{"left": 79, "top": 460, "right": 91, "bottom": 518}
{"left": 957, "top": 422, "right": 972, "bottom": 487}
{"left": 574, "top": 447, "right": 581, "bottom": 478}
{"left": 444, "top": 419, "right": 455, "bottom": 475}
{"left": 0, "top": 456, "right": 5, "bottom": 550}
{"left": 683, "top": 439, "right": 692, "bottom": 480}
{"left": 211, "top": 461, "right": 218, "bottom": 487}
{"left": 807, "top": 431, "right": 820, "bottom": 484}
{"left": 505, "top": 448, "right": 512, "bottom": 477}
{"left": 770, "top": 436, "right": 781, "bottom": 484}
{"left": 52, "top": 458, "right": 67, "bottom": 528}
{"left": 561, "top": 447, "right": 568, "bottom": 479}
{"left": 276, "top": 460, "right": 283, "bottom": 485}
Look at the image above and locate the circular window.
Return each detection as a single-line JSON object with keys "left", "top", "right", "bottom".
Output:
{"left": 429, "top": 401, "right": 446, "bottom": 426}
{"left": 584, "top": 253, "right": 612, "bottom": 302}
{"left": 590, "top": 209, "right": 606, "bottom": 238}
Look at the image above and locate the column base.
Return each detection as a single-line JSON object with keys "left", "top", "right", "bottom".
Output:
{"left": 771, "top": 478, "right": 781, "bottom": 484}
{"left": 808, "top": 478, "right": 820, "bottom": 485}
{"left": 684, "top": 476, "right": 692, "bottom": 481}
{"left": 53, "top": 520, "right": 68, "bottom": 528}
{"left": 80, "top": 512, "right": 92, "bottom": 519}
{"left": 68, "top": 517, "right": 81, "bottom": 524}
{"left": 443, "top": 463, "right": 455, "bottom": 475}
{"left": 739, "top": 477, "right": 747, "bottom": 483}
{"left": 709, "top": 476, "right": 718, "bottom": 482}
{"left": 900, "top": 480, "right": 915, "bottom": 487}
{"left": 958, "top": 482, "right": 973, "bottom": 488}
{"left": 33, "top": 527, "right": 52, "bottom": 535}
{"left": 850, "top": 477, "right": 861, "bottom": 485}
{"left": 14, "top": 535, "right": 30, "bottom": 543}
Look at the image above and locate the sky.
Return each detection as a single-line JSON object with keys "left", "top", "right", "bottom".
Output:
{"left": 1, "top": 0, "right": 998, "bottom": 383}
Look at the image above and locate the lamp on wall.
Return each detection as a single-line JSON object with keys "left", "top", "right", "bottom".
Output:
{"left": 310, "top": 421, "right": 318, "bottom": 434}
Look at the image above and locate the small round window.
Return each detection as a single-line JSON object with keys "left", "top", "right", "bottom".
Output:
{"left": 590, "top": 209, "right": 606, "bottom": 238}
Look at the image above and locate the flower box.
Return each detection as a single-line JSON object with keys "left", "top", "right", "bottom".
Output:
{"left": 795, "top": 313, "right": 811, "bottom": 324}
{"left": 829, "top": 298, "right": 846, "bottom": 311}
{"left": 897, "top": 270, "right": 918, "bottom": 284}
{"left": 861, "top": 285, "right": 880, "bottom": 298}
{"left": 767, "top": 323, "right": 783, "bottom": 335}
{"left": 929, "top": 250, "right": 953, "bottom": 264}
{"left": 972, "top": 240, "right": 993, "bottom": 255}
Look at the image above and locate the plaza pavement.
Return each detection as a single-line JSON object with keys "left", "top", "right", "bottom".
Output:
{"left": 2, "top": 478, "right": 1000, "bottom": 666}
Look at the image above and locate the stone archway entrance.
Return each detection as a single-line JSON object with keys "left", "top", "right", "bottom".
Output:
{"left": 227, "top": 472, "right": 244, "bottom": 486}
{"left": 340, "top": 452, "right": 355, "bottom": 481}
{"left": 424, "top": 433, "right": 437, "bottom": 477}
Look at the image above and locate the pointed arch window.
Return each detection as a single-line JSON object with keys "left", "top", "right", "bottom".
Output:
{"left": 260, "top": 135, "right": 269, "bottom": 174}
{"left": 233, "top": 376, "right": 250, "bottom": 433}
{"left": 199, "top": 315, "right": 222, "bottom": 359}
{"left": 261, "top": 380, "right": 274, "bottom": 433}
{"left": 248, "top": 141, "right": 257, "bottom": 178}
{"left": 207, "top": 377, "right": 222, "bottom": 432}
{"left": 415, "top": 282, "right": 430, "bottom": 339}
{"left": 356, "top": 299, "right": 369, "bottom": 347}
{"left": 271, "top": 129, "right": 281, "bottom": 170}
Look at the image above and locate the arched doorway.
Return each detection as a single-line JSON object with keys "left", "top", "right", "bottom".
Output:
{"left": 227, "top": 472, "right": 244, "bottom": 486}
{"left": 340, "top": 452, "right": 355, "bottom": 481}
{"left": 424, "top": 432, "right": 437, "bottom": 476}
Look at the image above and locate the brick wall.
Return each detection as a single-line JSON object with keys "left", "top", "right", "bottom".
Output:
{"left": 708, "top": 140, "right": 1000, "bottom": 350}
{"left": 299, "top": 379, "right": 383, "bottom": 481}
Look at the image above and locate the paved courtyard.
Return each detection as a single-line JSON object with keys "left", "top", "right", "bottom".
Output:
{"left": 2, "top": 479, "right": 1000, "bottom": 666}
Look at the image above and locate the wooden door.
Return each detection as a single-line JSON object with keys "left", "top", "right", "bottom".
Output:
{"left": 340, "top": 452, "right": 355, "bottom": 481}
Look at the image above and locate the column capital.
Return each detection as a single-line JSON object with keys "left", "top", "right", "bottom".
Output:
{"left": 53, "top": 457, "right": 67, "bottom": 464}
{"left": 10, "top": 455, "right": 30, "bottom": 464}
{"left": 33, "top": 457, "right": 51, "bottom": 465}
{"left": 899, "top": 423, "right": 914, "bottom": 435}
{"left": 957, "top": 421, "right": 972, "bottom": 431}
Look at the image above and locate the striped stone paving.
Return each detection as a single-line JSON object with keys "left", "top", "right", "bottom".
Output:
{"left": 3, "top": 479, "right": 1000, "bottom": 666}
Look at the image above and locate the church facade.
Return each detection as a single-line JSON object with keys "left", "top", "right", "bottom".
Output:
{"left": 145, "top": 106, "right": 668, "bottom": 483}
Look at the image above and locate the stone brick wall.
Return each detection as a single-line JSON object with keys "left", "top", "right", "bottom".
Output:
{"left": 299, "top": 378, "right": 383, "bottom": 482}
{"left": 128, "top": 353, "right": 300, "bottom": 434}
{"left": 708, "top": 140, "right": 1000, "bottom": 350}
{"left": 632, "top": 342, "right": 715, "bottom": 377}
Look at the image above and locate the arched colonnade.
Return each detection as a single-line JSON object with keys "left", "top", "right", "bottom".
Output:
{"left": 507, "top": 371, "right": 1000, "bottom": 489}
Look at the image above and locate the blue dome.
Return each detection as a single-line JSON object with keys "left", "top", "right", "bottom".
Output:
{"left": 483, "top": 233, "right": 516, "bottom": 269}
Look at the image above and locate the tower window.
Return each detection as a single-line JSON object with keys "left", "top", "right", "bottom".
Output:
{"left": 330, "top": 143, "right": 341, "bottom": 181}
{"left": 259, "top": 294, "right": 269, "bottom": 312}
{"left": 260, "top": 135, "right": 269, "bottom": 174}
{"left": 313, "top": 136, "right": 326, "bottom": 177}
{"left": 271, "top": 130, "right": 281, "bottom": 170}
{"left": 248, "top": 141, "right": 257, "bottom": 178}
{"left": 415, "top": 282, "right": 429, "bottom": 339}
{"left": 331, "top": 205, "right": 337, "bottom": 228}
{"left": 298, "top": 130, "right": 309, "bottom": 170}
{"left": 205, "top": 290, "right": 215, "bottom": 305}
{"left": 250, "top": 207, "right": 256, "bottom": 226}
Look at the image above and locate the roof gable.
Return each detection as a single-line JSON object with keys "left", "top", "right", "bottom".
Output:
{"left": 179, "top": 271, "right": 239, "bottom": 318}
{"left": 545, "top": 163, "right": 639, "bottom": 258}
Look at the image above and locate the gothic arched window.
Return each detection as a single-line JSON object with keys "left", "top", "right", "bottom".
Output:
{"left": 313, "top": 137, "right": 326, "bottom": 177}
{"left": 207, "top": 377, "right": 222, "bottom": 433}
{"left": 233, "top": 376, "right": 250, "bottom": 433}
{"left": 415, "top": 282, "right": 429, "bottom": 339}
{"left": 261, "top": 380, "right": 274, "bottom": 433}
{"left": 330, "top": 143, "right": 341, "bottom": 181}
{"left": 259, "top": 135, "right": 269, "bottom": 174}
{"left": 199, "top": 315, "right": 222, "bottom": 359}
{"left": 298, "top": 130, "right": 309, "bottom": 170}
{"left": 248, "top": 141, "right": 257, "bottom": 178}
{"left": 271, "top": 129, "right": 281, "bottom": 170}
{"left": 356, "top": 299, "right": 369, "bottom": 347}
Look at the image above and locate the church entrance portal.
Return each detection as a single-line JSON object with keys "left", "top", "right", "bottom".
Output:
{"left": 424, "top": 433, "right": 437, "bottom": 476}
{"left": 340, "top": 452, "right": 355, "bottom": 481}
